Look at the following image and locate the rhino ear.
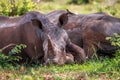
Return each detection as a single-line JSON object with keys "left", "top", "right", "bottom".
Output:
{"left": 32, "top": 19, "right": 43, "bottom": 30}
{"left": 58, "top": 13, "right": 68, "bottom": 27}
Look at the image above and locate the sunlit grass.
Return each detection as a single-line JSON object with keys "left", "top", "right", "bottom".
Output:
{"left": 0, "top": 57, "right": 119, "bottom": 80}
{"left": 36, "top": 0, "right": 120, "bottom": 18}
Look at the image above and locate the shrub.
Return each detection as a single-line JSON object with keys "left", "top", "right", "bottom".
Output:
{"left": 42, "top": 0, "right": 54, "bottom": 1}
{"left": 0, "top": 0, "right": 36, "bottom": 16}
{"left": 67, "top": 0, "right": 89, "bottom": 4}
{"left": 106, "top": 33, "right": 120, "bottom": 47}
{"left": 0, "top": 44, "right": 26, "bottom": 68}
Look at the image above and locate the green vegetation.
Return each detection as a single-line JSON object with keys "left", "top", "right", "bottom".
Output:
{"left": 0, "top": 0, "right": 36, "bottom": 16}
{"left": 0, "top": 0, "right": 120, "bottom": 80}
{"left": 67, "top": 0, "right": 89, "bottom": 4}
{"left": 0, "top": 55, "right": 119, "bottom": 79}
{"left": 106, "top": 33, "right": 120, "bottom": 47}
{"left": 37, "top": 0, "right": 120, "bottom": 17}
{"left": 0, "top": 44, "right": 26, "bottom": 68}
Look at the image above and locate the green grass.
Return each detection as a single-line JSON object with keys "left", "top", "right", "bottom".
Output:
{"left": 36, "top": 0, "right": 120, "bottom": 17}
{"left": 0, "top": 57, "right": 119, "bottom": 80}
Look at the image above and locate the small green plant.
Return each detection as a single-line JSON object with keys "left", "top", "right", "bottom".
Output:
{"left": 0, "top": 0, "right": 36, "bottom": 16}
{"left": 106, "top": 33, "right": 120, "bottom": 59}
{"left": 0, "top": 44, "right": 26, "bottom": 68}
{"left": 106, "top": 33, "right": 120, "bottom": 47}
